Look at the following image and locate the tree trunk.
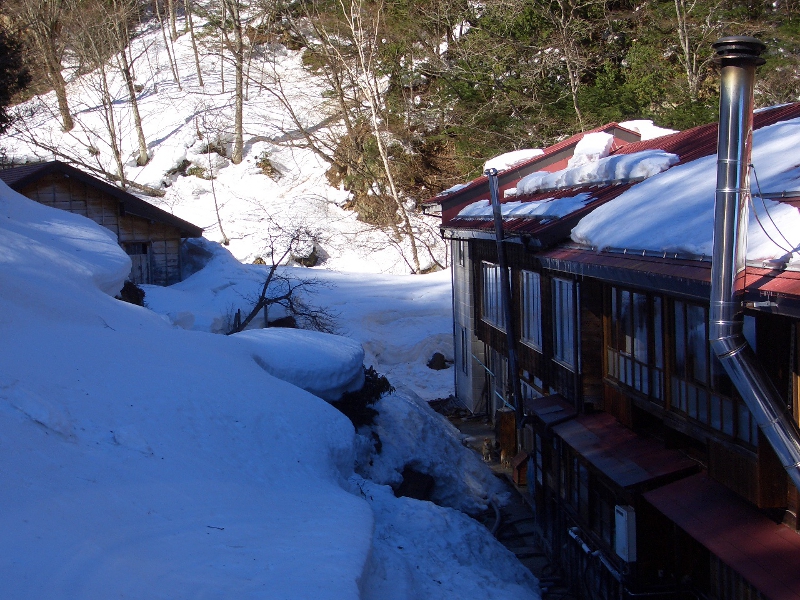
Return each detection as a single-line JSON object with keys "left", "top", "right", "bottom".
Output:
{"left": 167, "top": 0, "right": 178, "bottom": 41}
{"left": 154, "top": 0, "right": 181, "bottom": 87}
{"left": 224, "top": 0, "right": 244, "bottom": 163}
{"left": 118, "top": 51, "right": 149, "bottom": 165}
{"left": 41, "top": 43, "right": 74, "bottom": 132}
{"left": 185, "top": 0, "right": 204, "bottom": 86}
{"left": 98, "top": 63, "right": 126, "bottom": 186}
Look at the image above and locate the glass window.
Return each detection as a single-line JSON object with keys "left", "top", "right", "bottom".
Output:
{"left": 607, "top": 287, "right": 664, "bottom": 401}
{"left": 459, "top": 326, "right": 469, "bottom": 375}
{"left": 481, "top": 261, "right": 506, "bottom": 330}
{"left": 672, "top": 300, "right": 754, "bottom": 447}
{"left": 553, "top": 278, "right": 576, "bottom": 369}
{"left": 521, "top": 270, "right": 542, "bottom": 350}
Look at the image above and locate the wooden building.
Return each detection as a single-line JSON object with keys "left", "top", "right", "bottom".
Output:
{"left": 430, "top": 102, "right": 800, "bottom": 599}
{"left": 0, "top": 161, "right": 202, "bottom": 285}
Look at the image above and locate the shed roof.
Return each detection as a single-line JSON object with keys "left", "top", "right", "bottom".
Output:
{"left": 0, "top": 161, "right": 203, "bottom": 238}
{"left": 552, "top": 412, "right": 697, "bottom": 491}
{"left": 645, "top": 472, "right": 800, "bottom": 600}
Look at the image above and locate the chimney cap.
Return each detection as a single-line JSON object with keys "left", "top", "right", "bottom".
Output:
{"left": 713, "top": 36, "right": 766, "bottom": 66}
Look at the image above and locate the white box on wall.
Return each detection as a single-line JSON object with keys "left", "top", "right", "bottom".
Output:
{"left": 614, "top": 505, "right": 636, "bottom": 562}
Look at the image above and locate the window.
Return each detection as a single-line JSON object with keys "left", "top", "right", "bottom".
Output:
{"left": 533, "top": 432, "right": 544, "bottom": 487}
{"left": 459, "top": 326, "right": 469, "bottom": 375}
{"left": 521, "top": 379, "right": 542, "bottom": 402}
{"left": 607, "top": 288, "right": 664, "bottom": 401}
{"left": 552, "top": 277, "right": 576, "bottom": 369}
{"left": 455, "top": 239, "right": 466, "bottom": 267}
{"left": 488, "top": 347, "right": 508, "bottom": 414}
{"left": 590, "top": 482, "right": 614, "bottom": 546}
{"left": 672, "top": 301, "right": 758, "bottom": 446}
{"left": 559, "top": 446, "right": 591, "bottom": 522}
{"left": 521, "top": 270, "right": 542, "bottom": 350}
{"left": 481, "top": 261, "right": 506, "bottom": 330}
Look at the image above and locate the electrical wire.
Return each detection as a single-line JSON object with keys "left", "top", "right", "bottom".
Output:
{"left": 748, "top": 164, "right": 796, "bottom": 254}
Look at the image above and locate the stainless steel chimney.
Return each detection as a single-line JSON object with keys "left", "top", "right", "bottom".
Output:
{"left": 710, "top": 36, "right": 800, "bottom": 491}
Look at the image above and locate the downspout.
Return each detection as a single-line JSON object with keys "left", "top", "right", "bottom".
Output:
{"left": 709, "top": 36, "right": 800, "bottom": 491}
{"left": 486, "top": 168, "right": 524, "bottom": 446}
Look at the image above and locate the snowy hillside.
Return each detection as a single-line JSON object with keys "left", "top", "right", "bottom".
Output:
{"left": 3, "top": 13, "right": 444, "bottom": 274}
{"left": 0, "top": 180, "right": 539, "bottom": 596}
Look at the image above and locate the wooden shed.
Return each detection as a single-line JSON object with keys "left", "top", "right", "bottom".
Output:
{"left": 0, "top": 161, "right": 203, "bottom": 286}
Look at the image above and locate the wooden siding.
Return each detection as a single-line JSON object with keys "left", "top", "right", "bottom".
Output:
{"left": 708, "top": 439, "right": 758, "bottom": 505}
{"left": 580, "top": 279, "right": 604, "bottom": 408}
{"left": 20, "top": 174, "right": 184, "bottom": 286}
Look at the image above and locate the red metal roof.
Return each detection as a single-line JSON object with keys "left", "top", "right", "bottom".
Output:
{"left": 439, "top": 103, "right": 800, "bottom": 244}
{"left": 445, "top": 183, "right": 634, "bottom": 246}
{"left": 432, "top": 122, "right": 637, "bottom": 203}
{"left": 612, "top": 103, "right": 800, "bottom": 166}
{"left": 552, "top": 412, "right": 697, "bottom": 490}
{"left": 645, "top": 472, "right": 800, "bottom": 600}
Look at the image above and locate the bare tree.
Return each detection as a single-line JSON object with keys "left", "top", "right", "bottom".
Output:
{"left": 221, "top": 0, "right": 245, "bottom": 163}
{"left": 228, "top": 217, "right": 336, "bottom": 334}
{"left": 293, "top": 0, "right": 422, "bottom": 272}
{"left": 185, "top": 0, "right": 204, "bottom": 86}
{"left": 673, "top": 0, "right": 722, "bottom": 100}
{"left": 7, "top": 0, "right": 75, "bottom": 131}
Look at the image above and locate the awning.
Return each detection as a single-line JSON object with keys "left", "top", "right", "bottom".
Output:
{"left": 552, "top": 413, "right": 697, "bottom": 490}
{"left": 524, "top": 393, "right": 577, "bottom": 428}
{"left": 644, "top": 472, "right": 800, "bottom": 600}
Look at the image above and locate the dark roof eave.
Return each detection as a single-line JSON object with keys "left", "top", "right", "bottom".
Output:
{"left": 0, "top": 161, "right": 204, "bottom": 237}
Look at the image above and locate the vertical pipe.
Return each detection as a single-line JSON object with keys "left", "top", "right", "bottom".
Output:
{"left": 485, "top": 168, "right": 524, "bottom": 446}
{"left": 709, "top": 36, "right": 800, "bottom": 491}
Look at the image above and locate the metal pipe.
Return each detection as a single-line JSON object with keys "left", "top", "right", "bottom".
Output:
{"left": 485, "top": 168, "right": 524, "bottom": 447}
{"left": 709, "top": 36, "right": 800, "bottom": 491}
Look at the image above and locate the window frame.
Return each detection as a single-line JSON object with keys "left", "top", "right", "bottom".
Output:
{"left": 606, "top": 287, "right": 665, "bottom": 402}
{"left": 481, "top": 261, "right": 507, "bottom": 331}
{"left": 521, "top": 270, "right": 543, "bottom": 351}
{"left": 552, "top": 277, "right": 576, "bottom": 370}
{"left": 671, "top": 300, "right": 758, "bottom": 447}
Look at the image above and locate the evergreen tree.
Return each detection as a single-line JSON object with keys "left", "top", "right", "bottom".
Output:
{"left": 0, "top": 26, "right": 31, "bottom": 134}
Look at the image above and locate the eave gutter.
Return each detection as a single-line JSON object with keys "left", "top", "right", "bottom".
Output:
{"left": 710, "top": 36, "right": 800, "bottom": 491}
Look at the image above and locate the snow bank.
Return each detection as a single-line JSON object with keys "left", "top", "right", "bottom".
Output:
{"left": 0, "top": 180, "right": 130, "bottom": 298}
{"left": 0, "top": 186, "right": 375, "bottom": 598}
{"left": 573, "top": 116, "right": 800, "bottom": 262}
{"left": 355, "top": 479, "right": 539, "bottom": 600}
{"left": 143, "top": 239, "right": 294, "bottom": 333}
{"left": 355, "top": 388, "right": 507, "bottom": 514}
{"left": 234, "top": 328, "right": 365, "bottom": 401}
{"left": 517, "top": 149, "right": 679, "bottom": 195}
{"left": 1, "top": 185, "right": 539, "bottom": 599}
{"left": 567, "top": 132, "right": 615, "bottom": 168}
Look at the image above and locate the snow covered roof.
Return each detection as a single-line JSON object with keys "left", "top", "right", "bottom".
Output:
{"left": 428, "top": 122, "right": 642, "bottom": 208}
{"left": 441, "top": 103, "right": 800, "bottom": 266}
{"left": 573, "top": 103, "right": 800, "bottom": 263}
{"left": 0, "top": 161, "right": 203, "bottom": 238}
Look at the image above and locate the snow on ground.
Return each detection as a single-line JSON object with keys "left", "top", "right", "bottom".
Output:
{"left": 3, "top": 13, "right": 444, "bottom": 275}
{"left": 573, "top": 115, "right": 800, "bottom": 263}
{"left": 1, "top": 182, "right": 538, "bottom": 598}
